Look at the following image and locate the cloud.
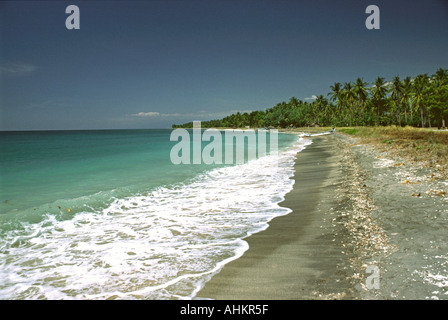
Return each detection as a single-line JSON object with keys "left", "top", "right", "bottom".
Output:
{"left": 305, "top": 95, "right": 317, "bottom": 101}
{"left": 0, "top": 62, "right": 38, "bottom": 76}
{"left": 131, "top": 112, "right": 185, "bottom": 117}
{"left": 130, "top": 109, "right": 255, "bottom": 120}
{"left": 131, "top": 112, "right": 161, "bottom": 117}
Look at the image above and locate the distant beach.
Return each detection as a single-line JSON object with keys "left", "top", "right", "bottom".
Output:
{"left": 198, "top": 132, "right": 448, "bottom": 300}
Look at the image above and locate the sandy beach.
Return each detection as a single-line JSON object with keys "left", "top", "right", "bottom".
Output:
{"left": 197, "top": 133, "right": 448, "bottom": 300}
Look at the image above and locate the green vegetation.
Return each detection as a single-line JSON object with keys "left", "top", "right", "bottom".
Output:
{"left": 173, "top": 68, "right": 448, "bottom": 129}
{"left": 339, "top": 128, "right": 360, "bottom": 135}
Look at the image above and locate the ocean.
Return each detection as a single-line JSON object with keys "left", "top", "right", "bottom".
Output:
{"left": 0, "top": 129, "right": 311, "bottom": 299}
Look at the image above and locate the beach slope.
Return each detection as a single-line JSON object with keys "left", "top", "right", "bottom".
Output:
{"left": 197, "top": 135, "right": 354, "bottom": 299}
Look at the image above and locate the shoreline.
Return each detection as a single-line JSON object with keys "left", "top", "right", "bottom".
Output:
{"left": 197, "top": 135, "right": 356, "bottom": 299}
{"left": 197, "top": 133, "right": 448, "bottom": 300}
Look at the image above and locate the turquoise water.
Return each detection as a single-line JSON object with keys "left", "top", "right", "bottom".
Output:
{"left": 1, "top": 130, "right": 213, "bottom": 226}
{"left": 0, "top": 129, "right": 308, "bottom": 299}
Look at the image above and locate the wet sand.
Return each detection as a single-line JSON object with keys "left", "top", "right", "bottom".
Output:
{"left": 197, "top": 135, "right": 355, "bottom": 299}
{"left": 197, "top": 133, "right": 448, "bottom": 300}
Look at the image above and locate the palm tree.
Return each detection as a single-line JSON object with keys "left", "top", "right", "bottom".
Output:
{"left": 372, "top": 77, "right": 388, "bottom": 126}
{"left": 431, "top": 68, "right": 448, "bottom": 128}
{"left": 401, "top": 76, "right": 413, "bottom": 124}
{"left": 289, "top": 96, "right": 300, "bottom": 109}
{"left": 412, "top": 74, "right": 429, "bottom": 128}
{"left": 390, "top": 76, "right": 403, "bottom": 126}
{"left": 328, "top": 82, "right": 342, "bottom": 123}
{"left": 314, "top": 95, "right": 328, "bottom": 125}
{"left": 343, "top": 82, "right": 356, "bottom": 126}
{"left": 354, "top": 78, "right": 368, "bottom": 125}
{"left": 433, "top": 68, "right": 448, "bottom": 86}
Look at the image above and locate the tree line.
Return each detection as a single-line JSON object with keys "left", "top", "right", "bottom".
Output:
{"left": 173, "top": 68, "right": 448, "bottom": 129}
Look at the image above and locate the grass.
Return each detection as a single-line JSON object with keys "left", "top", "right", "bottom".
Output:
{"left": 280, "top": 126, "right": 334, "bottom": 133}
{"left": 339, "top": 128, "right": 360, "bottom": 135}
{"left": 338, "top": 126, "right": 448, "bottom": 171}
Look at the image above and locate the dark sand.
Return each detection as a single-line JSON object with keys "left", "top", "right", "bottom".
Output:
{"left": 197, "top": 133, "right": 448, "bottom": 300}
{"left": 197, "top": 135, "right": 355, "bottom": 299}
{"left": 343, "top": 134, "right": 448, "bottom": 300}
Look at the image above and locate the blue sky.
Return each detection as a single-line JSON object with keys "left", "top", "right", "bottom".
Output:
{"left": 1, "top": 0, "right": 447, "bottom": 130}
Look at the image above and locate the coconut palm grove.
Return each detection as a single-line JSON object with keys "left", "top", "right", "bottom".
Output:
{"left": 173, "top": 68, "right": 448, "bottom": 129}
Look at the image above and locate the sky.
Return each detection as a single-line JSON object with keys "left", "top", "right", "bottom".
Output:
{"left": 1, "top": 0, "right": 447, "bottom": 130}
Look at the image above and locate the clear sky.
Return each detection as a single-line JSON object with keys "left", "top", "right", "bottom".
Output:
{"left": 1, "top": 0, "right": 447, "bottom": 130}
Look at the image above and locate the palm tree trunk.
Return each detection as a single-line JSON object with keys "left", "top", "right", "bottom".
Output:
{"left": 404, "top": 105, "right": 408, "bottom": 124}
{"left": 420, "top": 105, "right": 424, "bottom": 128}
{"left": 362, "top": 102, "right": 365, "bottom": 125}
{"left": 377, "top": 106, "right": 380, "bottom": 126}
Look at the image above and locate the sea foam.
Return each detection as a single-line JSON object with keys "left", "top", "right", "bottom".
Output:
{"left": 0, "top": 137, "right": 311, "bottom": 300}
